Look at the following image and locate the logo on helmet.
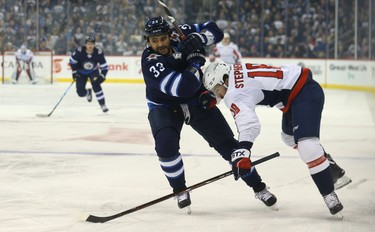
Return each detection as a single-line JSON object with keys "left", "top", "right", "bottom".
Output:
{"left": 144, "top": 16, "right": 171, "bottom": 39}
{"left": 85, "top": 36, "right": 96, "bottom": 44}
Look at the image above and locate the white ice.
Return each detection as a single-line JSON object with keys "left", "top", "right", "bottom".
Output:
{"left": 0, "top": 83, "right": 374, "bottom": 232}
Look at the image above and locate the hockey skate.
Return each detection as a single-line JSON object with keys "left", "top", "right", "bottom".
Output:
{"left": 324, "top": 153, "right": 352, "bottom": 190}
{"left": 254, "top": 186, "right": 278, "bottom": 209}
{"left": 176, "top": 191, "right": 191, "bottom": 214}
{"left": 87, "top": 89, "right": 92, "bottom": 102}
{"left": 100, "top": 104, "right": 109, "bottom": 113}
{"left": 323, "top": 191, "right": 343, "bottom": 217}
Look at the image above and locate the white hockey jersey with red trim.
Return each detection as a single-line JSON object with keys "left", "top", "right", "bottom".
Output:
{"left": 15, "top": 49, "right": 34, "bottom": 63}
{"left": 223, "top": 63, "right": 308, "bottom": 143}
{"left": 213, "top": 42, "right": 242, "bottom": 64}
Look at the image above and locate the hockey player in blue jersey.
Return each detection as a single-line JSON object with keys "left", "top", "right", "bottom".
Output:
{"left": 141, "top": 16, "right": 277, "bottom": 212}
{"left": 69, "top": 36, "right": 109, "bottom": 112}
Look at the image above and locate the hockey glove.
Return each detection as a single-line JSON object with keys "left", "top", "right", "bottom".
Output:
{"left": 179, "top": 32, "right": 207, "bottom": 55}
{"left": 231, "top": 148, "right": 252, "bottom": 181}
{"left": 93, "top": 74, "right": 106, "bottom": 84}
{"left": 186, "top": 49, "right": 206, "bottom": 67}
{"left": 198, "top": 90, "right": 217, "bottom": 109}
{"left": 72, "top": 73, "right": 80, "bottom": 80}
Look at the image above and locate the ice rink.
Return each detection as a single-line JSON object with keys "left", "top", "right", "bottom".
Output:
{"left": 0, "top": 83, "right": 374, "bottom": 232}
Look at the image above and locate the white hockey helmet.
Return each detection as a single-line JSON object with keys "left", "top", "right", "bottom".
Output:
{"left": 20, "top": 44, "right": 27, "bottom": 54}
{"left": 203, "top": 59, "right": 231, "bottom": 91}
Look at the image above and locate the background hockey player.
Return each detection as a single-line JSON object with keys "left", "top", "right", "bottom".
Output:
{"left": 69, "top": 36, "right": 109, "bottom": 113}
{"left": 210, "top": 32, "right": 242, "bottom": 64}
{"left": 11, "top": 45, "right": 37, "bottom": 84}
{"left": 141, "top": 16, "right": 277, "bottom": 212}
{"left": 202, "top": 59, "right": 352, "bottom": 216}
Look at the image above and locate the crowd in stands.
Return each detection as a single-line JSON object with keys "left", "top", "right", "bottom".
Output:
{"left": 0, "top": 0, "right": 373, "bottom": 59}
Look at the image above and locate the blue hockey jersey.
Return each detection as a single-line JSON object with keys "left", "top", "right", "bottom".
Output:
{"left": 69, "top": 46, "right": 108, "bottom": 77}
{"left": 141, "top": 21, "right": 224, "bottom": 110}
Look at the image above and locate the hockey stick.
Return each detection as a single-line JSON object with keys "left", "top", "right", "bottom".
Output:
{"left": 36, "top": 80, "right": 75, "bottom": 117}
{"left": 157, "top": 0, "right": 187, "bottom": 41}
{"left": 84, "top": 152, "right": 280, "bottom": 223}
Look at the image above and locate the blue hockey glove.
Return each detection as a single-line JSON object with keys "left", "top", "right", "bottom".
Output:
{"left": 231, "top": 149, "right": 252, "bottom": 181}
{"left": 179, "top": 32, "right": 207, "bottom": 55}
{"left": 93, "top": 74, "right": 106, "bottom": 84}
{"left": 186, "top": 49, "right": 206, "bottom": 67}
{"left": 198, "top": 90, "right": 217, "bottom": 109}
{"left": 72, "top": 73, "right": 80, "bottom": 80}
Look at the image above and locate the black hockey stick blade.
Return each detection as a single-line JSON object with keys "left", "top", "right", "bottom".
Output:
{"left": 35, "top": 80, "right": 75, "bottom": 118}
{"left": 85, "top": 152, "right": 280, "bottom": 223}
{"left": 36, "top": 113, "right": 51, "bottom": 118}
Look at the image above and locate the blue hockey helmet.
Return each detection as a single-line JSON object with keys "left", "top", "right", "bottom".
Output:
{"left": 144, "top": 16, "right": 171, "bottom": 39}
{"left": 85, "top": 35, "right": 96, "bottom": 44}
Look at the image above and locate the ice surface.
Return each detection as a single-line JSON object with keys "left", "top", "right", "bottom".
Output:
{"left": 0, "top": 83, "right": 374, "bottom": 232}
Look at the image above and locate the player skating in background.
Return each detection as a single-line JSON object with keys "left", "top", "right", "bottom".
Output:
{"left": 69, "top": 36, "right": 109, "bottom": 113}
{"left": 210, "top": 32, "right": 242, "bottom": 64}
{"left": 11, "top": 45, "right": 37, "bottom": 84}
{"left": 202, "top": 59, "right": 352, "bottom": 216}
{"left": 141, "top": 16, "right": 277, "bottom": 213}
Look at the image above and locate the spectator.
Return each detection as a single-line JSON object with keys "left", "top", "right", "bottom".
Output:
{"left": 73, "top": 27, "right": 84, "bottom": 46}
{"left": 0, "top": 0, "right": 371, "bottom": 58}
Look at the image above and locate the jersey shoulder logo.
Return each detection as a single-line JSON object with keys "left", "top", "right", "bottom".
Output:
{"left": 230, "top": 103, "right": 241, "bottom": 117}
{"left": 146, "top": 53, "right": 161, "bottom": 61}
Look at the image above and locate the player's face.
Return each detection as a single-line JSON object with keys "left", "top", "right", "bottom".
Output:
{"left": 211, "top": 83, "right": 227, "bottom": 99}
{"left": 148, "top": 34, "right": 172, "bottom": 56}
{"left": 222, "top": 37, "right": 230, "bottom": 45}
{"left": 86, "top": 42, "right": 95, "bottom": 53}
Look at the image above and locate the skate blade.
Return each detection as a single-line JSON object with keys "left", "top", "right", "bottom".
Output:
{"left": 184, "top": 206, "right": 191, "bottom": 215}
{"left": 334, "top": 212, "right": 344, "bottom": 220}
{"left": 334, "top": 175, "right": 352, "bottom": 190}
{"left": 269, "top": 203, "right": 279, "bottom": 211}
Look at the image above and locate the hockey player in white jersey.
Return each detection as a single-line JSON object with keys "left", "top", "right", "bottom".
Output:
{"left": 11, "top": 45, "right": 37, "bottom": 84}
{"left": 210, "top": 33, "right": 242, "bottom": 64}
{"left": 202, "top": 59, "right": 351, "bottom": 216}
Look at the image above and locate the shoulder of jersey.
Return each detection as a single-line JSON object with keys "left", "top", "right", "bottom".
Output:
{"left": 143, "top": 49, "right": 162, "bottom": 63}
{"left": 216, "top": 43, "right": 224, "bottom": 48}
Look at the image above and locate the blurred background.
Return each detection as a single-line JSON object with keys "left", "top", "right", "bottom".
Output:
{"left": 0, "top": 0, "right": 374, "bottom": 60}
